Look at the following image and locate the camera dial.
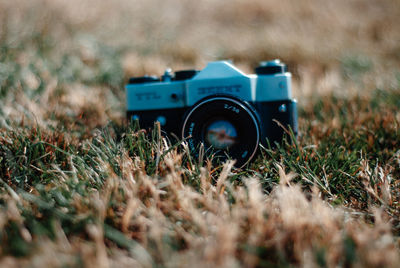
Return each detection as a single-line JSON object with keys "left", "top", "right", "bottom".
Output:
{"left": 128, "top": 75, "right": 159, "bottom": 84}
{"left": 255, "top": 59, "right": 287, "bottom": 75}
{"left": 162, "top": 68, "right": 173, "bottom": 82}
{"left": 182, "top": 95, "right": 260, "bottom": 167}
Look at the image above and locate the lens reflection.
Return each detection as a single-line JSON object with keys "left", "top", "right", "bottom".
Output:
{"left": 205, "top": 120, "right": 238, "bottom": 150}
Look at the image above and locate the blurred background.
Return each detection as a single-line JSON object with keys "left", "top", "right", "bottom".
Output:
{"left": 1, "top": 0, "right": 399, "bottom": 129}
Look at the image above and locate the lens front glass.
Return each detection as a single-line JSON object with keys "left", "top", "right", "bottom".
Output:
{"left": 205, "top": 119, "right": 238, "bottom": 150}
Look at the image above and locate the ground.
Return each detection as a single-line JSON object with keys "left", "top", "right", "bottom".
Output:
{"left": 0, "top": 0, "right": 399, "bottom": 267}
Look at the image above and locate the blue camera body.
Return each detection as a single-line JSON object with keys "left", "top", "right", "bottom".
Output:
{"left": 126, "top": 60, "right": 298, "bottom": 167}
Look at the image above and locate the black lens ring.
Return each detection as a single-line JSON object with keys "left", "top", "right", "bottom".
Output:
{"left": 182, "top": 96, "right": 260, "bottom": 167}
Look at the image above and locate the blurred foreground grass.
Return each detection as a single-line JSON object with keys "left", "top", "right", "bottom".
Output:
{"left": 0, "top": 0, "right": 400, "bottom": 267}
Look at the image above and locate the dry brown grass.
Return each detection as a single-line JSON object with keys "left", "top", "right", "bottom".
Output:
{"left": 1, "top": 149, "right": 399, "bottom": 267}
{"left": 0, "top": 0, "right": 400, "bottom": 267}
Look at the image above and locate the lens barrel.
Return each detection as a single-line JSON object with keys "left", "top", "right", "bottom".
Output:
{"left": 182, "top": 96, "right": 260, "bottom": 167}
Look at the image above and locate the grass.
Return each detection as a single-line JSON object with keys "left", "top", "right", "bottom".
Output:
{"left": 1, "top": 0, "right": 400, "bottom": 267}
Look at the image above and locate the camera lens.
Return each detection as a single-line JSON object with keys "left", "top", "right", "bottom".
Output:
{"left": 182, "top": 96, "right": 260, "bottom": 167}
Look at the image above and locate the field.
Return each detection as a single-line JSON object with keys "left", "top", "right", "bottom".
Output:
{"left": 0, "top": 0, "right": 400, "bottom": 267}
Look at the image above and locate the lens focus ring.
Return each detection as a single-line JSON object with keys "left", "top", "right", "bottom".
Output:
{"left": 182, "top": 96, "right": 260, "bottom": 167}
